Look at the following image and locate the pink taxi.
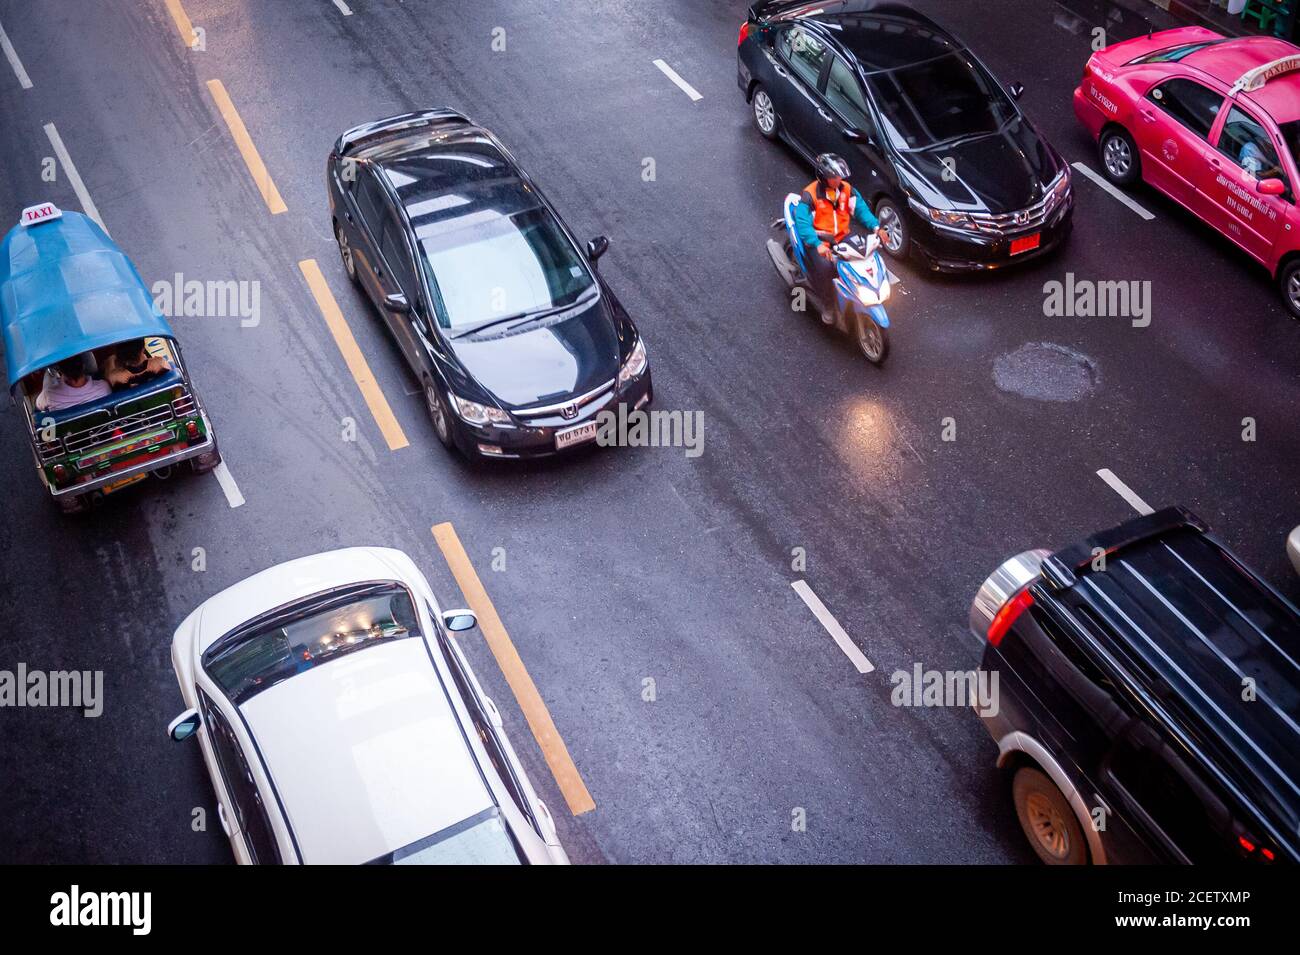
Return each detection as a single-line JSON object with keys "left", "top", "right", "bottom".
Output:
{"left": 1075, "top": 28, "right": 1300, "bottom": 317}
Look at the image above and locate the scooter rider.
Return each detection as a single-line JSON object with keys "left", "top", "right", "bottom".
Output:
{"left": 794, "top": 153, "right": 884, "bottom": 315}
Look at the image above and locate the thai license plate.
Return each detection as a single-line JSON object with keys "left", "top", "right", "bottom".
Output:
{"left": 102, "top": 473, "right": 147, "bottom": 495}
{"left": 1010, "top": 233, "right": 1041, "bottom": 256}
{"left": 555, "top": 421, "right": 598, "bottom": 451}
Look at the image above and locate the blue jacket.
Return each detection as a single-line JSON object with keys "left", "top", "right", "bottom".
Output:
{"left": 793, "top": 185, "right": 879, "bottom": 250}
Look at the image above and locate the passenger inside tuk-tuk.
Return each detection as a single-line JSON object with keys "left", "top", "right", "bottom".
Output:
{"left": 103, "top": 337, "right": 171, "bottom": 390}
{"left": 35, "top": 353, "right": 111, "bottom": 412}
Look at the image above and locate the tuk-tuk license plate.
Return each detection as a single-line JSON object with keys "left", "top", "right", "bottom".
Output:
{"left": 102, "top": 473, "right": 148, "bottom": 495}
{"left": 556, "top": 421, "right": 599, "bottom": 451}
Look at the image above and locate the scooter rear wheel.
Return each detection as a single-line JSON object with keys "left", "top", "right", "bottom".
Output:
{"left": 856, "top": 310, "right": 889, "bottom": 364}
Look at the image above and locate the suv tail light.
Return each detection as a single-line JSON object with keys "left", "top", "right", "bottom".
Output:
{"left": 739, "top": 21, "right": 750, "bottom": 46}
{"left": 987, "top": 589, "right": 1034, "bottom": 648}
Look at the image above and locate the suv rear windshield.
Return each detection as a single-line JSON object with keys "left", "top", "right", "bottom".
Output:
{"left": 204, "top": 583, "right": 420, "bottom": 704}
{"left": 419, "top": 207, "right": 594, "bottom": 331}
{"left": 866, "top": 52, "right": 1017, "bottom": 150}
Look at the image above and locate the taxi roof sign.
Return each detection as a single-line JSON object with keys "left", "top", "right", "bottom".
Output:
{"left": 1231, "top": 54, "right": 1300, "bottom": 95}
{"left": 19, "top": 202, "right": 63, "bottom": 227}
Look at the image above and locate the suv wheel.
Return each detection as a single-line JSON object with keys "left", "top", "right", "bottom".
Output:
{"left": 1099, "top": 127, "right": 1140, "bottom": 187}
{"left": 1012, "top": 767, "right": 1088, "bottom": 865}
{"left": 1279, "top": 259, "right": 1300, "bottom": 320}
{"left": 751, "top": 84, "right": 780, "bottom": 140}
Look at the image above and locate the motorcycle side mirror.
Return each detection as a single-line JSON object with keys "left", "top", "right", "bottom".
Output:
{"left": 1008, "top": 82, "right": 1026, "bottom": 100}
{"left": 587, "top": 236, "right": 610, "bottom": 262}
{"left": 384, "top": 292, "right": 410, "bottom": 314}
{"left": 1257, "top": 177, "right": 1286, "bottom": 196}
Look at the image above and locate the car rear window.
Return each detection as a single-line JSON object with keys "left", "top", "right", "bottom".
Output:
{"left": 204, "top": 583, "right": 421, "bottom": 704}
{"left": 369, "top": 807, "right": 525, "bottom": 865}
{"left": 1126, "top": 40, "right": 1227, "bottom": 65}
{"left": 865, "top": 52, "right": 1016, "bottom": 150}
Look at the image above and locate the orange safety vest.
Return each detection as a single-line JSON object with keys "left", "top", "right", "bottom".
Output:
{"left": 804, "top": 180, "right": 855, "bottom": 243}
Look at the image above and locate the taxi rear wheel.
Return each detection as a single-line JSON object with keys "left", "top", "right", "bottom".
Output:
{"left": 335, "top": 221, "right": 357, "bottom": 284}
{"left": 1099, "top": 127, "right": 1140, "bottom": 187}
{"left": 1280, "top": 260, "right": 1300, "bottom": 320}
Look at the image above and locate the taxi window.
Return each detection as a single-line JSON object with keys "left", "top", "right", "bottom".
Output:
{"left": 782, "top": 26, "right": 828, "bottom": 88}
{"left": 1218, "top": 106, "right": 1287, "bottom": 184}
{"left": 1147, "top": 78, "right": 1222, "bottom": 139}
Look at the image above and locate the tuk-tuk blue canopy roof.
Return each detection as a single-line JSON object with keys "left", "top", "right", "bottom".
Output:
{"left": 0, "top": 210, "right": 174, "bottom": 387}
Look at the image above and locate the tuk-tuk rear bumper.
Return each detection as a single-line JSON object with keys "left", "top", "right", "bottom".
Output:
{"left": 46, "top": 430, "right": 218, "bottom": 498}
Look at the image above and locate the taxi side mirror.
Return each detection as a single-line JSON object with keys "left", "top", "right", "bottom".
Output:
{"left": 1008, "top": 82, "right": 1026, "bottom": 100}
{"left": 1257, "top": 177, "right": 1286, "bottom": 196}
{"left": 442, "top": 609, "right": 478, "bottom": 632}
{"left": 167, "top": 708, "right": 201, "bottom": 742}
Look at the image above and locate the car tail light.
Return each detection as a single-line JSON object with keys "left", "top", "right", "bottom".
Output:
{"left": 739, "top": 21, "right": 750, "bottom": 46}
{"left": 987, "top": 588, "right": 1034, "bottom": 648}
{"left": 185, "top": 420, "right": 199, "bottom": 439}
{"left": 52, "top": 464, "right": 67, "bottom": 485}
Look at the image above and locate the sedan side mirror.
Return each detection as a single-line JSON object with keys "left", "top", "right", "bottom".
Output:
{"left": 168, "top": 708, "right": 201, "bottom": 742}
{"left": 586, "top": 236, "right": 610, "bottom": 262}
{"left": 384, "top": 292, "right": 410, "bottom": 313}
{"left": 1008, "top": 82, "right": 1026, "bottom": 100}
{"left": 1257, "top": 177, "right": 1286, "bottom": 196}
{"left": 442, "top": 608, "right": 478, "bottom": 632}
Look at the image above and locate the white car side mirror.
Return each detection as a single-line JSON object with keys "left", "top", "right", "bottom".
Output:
{"left": 168, "top": 708, "right": 201, "bottom": 742}
{"left": 442, "top": 608, "right": 478, "bottom": 633}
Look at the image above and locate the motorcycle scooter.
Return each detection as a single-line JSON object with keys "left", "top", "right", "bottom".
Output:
{"left": 766, "top": 192, "right": 897, "bottom": 364}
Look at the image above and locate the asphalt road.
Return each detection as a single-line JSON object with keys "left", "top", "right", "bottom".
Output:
{"left": 0, "top": 0, "right": 1297, "bottom": 864}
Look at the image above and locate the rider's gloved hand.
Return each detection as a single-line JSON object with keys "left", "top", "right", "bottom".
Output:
{"left": 817, "top": 243, "right": 833, "bottom": 260}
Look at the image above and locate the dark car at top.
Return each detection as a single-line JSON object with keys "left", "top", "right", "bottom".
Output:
{"left": 738, "top": 0, "right": 1074, "bottom": 271}
{"left": 327, "top": 109, "right": 651, "bottom": 460}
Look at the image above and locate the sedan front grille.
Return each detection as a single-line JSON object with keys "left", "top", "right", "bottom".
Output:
{"left": 513, "top": 379, "right": 616, "bottom": 421}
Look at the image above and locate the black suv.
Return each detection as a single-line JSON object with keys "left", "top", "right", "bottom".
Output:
{"left": 971, "top": 507, "right": 1299, "bottom": 865}
{"left": 738, "top": 1, "right": 1073, "bottom": 271}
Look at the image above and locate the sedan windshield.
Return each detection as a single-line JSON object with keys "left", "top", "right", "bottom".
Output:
{"left": 370, "top": 808, "right": 526, "bottom": 865}
{"left": 866, "top": 52, "right": 1017, "bottom": 150}
{"left": 420, "top": 207, "right": 594, "bottom": 330}
{"left": 204, "top": 584, "right": 420, "bottom": 704}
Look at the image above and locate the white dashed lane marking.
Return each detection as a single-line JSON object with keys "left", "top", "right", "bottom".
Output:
{"left": 0, "top": 18, "right": 32, "bottom": 89}
{"left": 1097, "top": 468, "right": 1155, "bottom": 516}
{"left": 653, "top": 58, "right": 703, "bottom": 102}
{"left": 791, "top": 580, "right": 875, "bottom": 674}
{"left": 1071, "top": 161, "right": 1156, "bottom": 221}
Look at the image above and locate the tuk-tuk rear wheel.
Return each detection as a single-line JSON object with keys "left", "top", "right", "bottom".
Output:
{"left": 56, "top": 493, "right": 89, "bottom": 516}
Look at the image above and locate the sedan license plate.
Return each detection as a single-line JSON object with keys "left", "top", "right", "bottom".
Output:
{"left": 102, "top": 473, "right": 147, "bottom": 495}
{"left": 1010, "top": 233, "right": 1041, "bottom": 256}
{"left": 555, "top": 421, "right": 598, "bottom": 451}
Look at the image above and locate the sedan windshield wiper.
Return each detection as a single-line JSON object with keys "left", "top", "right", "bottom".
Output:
{"left": 451, "top": 289, "right": 596, "bottom": 339}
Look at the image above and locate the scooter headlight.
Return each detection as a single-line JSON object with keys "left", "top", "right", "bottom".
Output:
{"left": 857, "top": 286, "right": 882, "bottom": 307}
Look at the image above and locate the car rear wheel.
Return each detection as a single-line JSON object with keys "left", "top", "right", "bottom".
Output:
{"left": 1099, "top": 127, "right": 1140, "bottom": 187}
{"left": 425, "top": 381, "right": 456, "bottom": 451}
{"left": 751, "top": 84, "right": 780, "bottom": 140}
{"left": 1012, "top": 767, "right": 1088, "bottom": 865}
{"left": 874, "top": 197, "right": 909, "bottom": 260}
{"left": 335, "top": 221, "right": 357, "bottom": 283}
{"left": 1279, "top": 259, "right": 1300, "bottom": 320}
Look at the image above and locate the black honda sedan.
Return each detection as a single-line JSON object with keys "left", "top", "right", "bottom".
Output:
{"left": 326, "top": 109, "right": 651, "bottom": 459}
{"left": 738, "top": 1, "right": 1073, "bottom": 271}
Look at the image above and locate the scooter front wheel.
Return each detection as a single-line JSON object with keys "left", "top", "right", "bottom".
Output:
{"left": 856, "top": 309, "right": 889, "bottom": 364}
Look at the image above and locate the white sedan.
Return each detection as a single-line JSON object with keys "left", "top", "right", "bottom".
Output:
{"left": 167, "top": 547, "right": 569, "bottom": 865}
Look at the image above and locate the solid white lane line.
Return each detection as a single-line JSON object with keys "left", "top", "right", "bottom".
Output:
{"left": 213, "top": 461, "right": 245, "bottom": 508}
{"left": 43, "top": 123, "right": 108, "bottom": 235}
{"left": 332, "top": 0, "right": 353, "bottom": 14}
{"left": 1096, "top": 468, "right": 1154, "bottom": 516}
{"left": 791, "top": 580, "right": 875, "bottom": 674}
{"left": 0, "top": 19, "right": 32, "bottom": 89}
{"left": 1071, "top": 161, "right": 1155, "bottom": 221}
{"left": 653, "top": 58, "right": 702, "bottom": 102}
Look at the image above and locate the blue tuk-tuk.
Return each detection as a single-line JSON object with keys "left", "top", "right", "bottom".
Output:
{"left": 1, "top": 202, "right": 220, "bottom": 513}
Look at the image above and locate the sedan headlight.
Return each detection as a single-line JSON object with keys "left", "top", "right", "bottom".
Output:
{"left": 451, "top": 395, "right": 511, "bottom": 426}
{"left": 909, "top": 197, "right": 979, "bottom": 232}
{"left": 618, "top": 338, "right": 648, "bottom": 385}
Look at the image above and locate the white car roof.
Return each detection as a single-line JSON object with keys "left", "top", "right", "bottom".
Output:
{"left": 240, "top": 637, "right": 495, "bottom": 864}
{"left": 193, "top": 547, "right": 422, "bottom": 654}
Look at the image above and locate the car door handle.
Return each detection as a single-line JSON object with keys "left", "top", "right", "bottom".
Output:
{"left": 1140, "top": 110, "right": 1156, "bottom": 123}
{"left": 774, "top": 65, "right": 788, "bottom": 78}
{"left": 217, "top": 802, "right": 232, "bottom": 836}
{"left": 817, "top": 108, "right": 834, "bottom": 123}
{"left": 344, "top": 210, "right": 353, "bottom": 223}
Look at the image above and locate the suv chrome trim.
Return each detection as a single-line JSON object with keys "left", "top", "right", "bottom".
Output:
{"left": 969, "top": 548, "right": 1049, "bottom": 641}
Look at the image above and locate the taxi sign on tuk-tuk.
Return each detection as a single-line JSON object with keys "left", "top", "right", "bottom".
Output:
{"left": 1, "top": 203, "right": 222, "bottom": 513}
